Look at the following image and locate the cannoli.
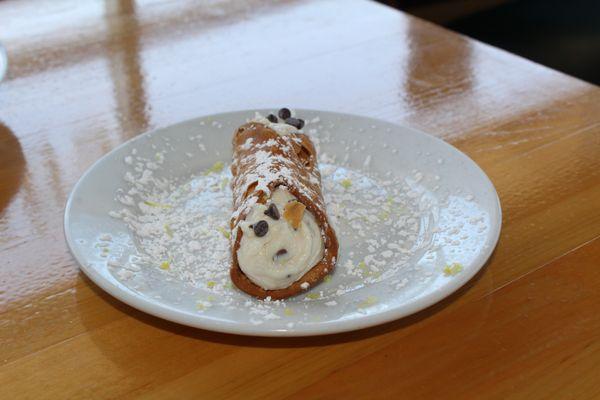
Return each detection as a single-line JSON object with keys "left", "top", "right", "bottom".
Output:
{"left": 229, "top": 109, "right": 338, "bottom": 299}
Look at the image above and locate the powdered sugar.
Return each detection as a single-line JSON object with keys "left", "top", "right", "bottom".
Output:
{"left": 96, "top": 111, "right": 491, "bottom": 330}
{"left": 108, "top": 152, "right": 434, "bottom": 326}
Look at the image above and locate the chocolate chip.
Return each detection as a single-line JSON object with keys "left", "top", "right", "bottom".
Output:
{"left": 278, "top": 108, "right": 291, "bottom": 119}
{"left": 253, "top": 220, "right": 268, "bottom": 237}
{"left": 264, "top": 203, "right": 280, "bottom": 220}
{"left": 266, "top": 114, "right": 278, "bottom": 123}
{"left": 273, "top": 248, "right": 288, "bottom": 263}
{"left": 276, "top": 249, "right": 288, "bottom": 257}
{"left": 285, "top": 117, "right": 304, "bottom": 129}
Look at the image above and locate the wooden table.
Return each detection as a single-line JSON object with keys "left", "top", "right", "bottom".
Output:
{"left": 1, "top": 0, "right": 599, "bottom": 398}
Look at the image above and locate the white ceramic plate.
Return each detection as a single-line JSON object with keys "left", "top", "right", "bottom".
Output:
{"left": 65, "top": 109, "right": 501, "bottom": 336}
{"left": 0, "top": 45, "right": 7, "bottom": 82}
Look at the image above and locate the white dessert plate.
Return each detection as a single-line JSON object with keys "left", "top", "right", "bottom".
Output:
{"left": 65, "top": 109, "right": 501, "bottom": 336}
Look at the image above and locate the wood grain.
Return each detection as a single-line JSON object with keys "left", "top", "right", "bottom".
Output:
{"left": 0, "top": 0, "right": 598, "bottom": 399}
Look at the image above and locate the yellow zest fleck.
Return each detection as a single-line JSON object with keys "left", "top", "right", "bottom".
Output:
{"left": 164, "top": 224, "right": 174, "bottom": 238}
{"left": 340, "top": 178, "right": 352, "bottom": 189}
{"left": 378, "top": 210, "right": 390, "bottom": 220}
{"left": 225, "top": 282, "right": 234, "bottom": 289}
{"left": 160, "top": 261, "right": 170, "bottom": 270}
{"left": 220, "top": 177, "right": 229, "bottom": 190}
{"left": 102, "top": 247, "right": 110, "bottom": 253}
{"left": 324, "top": 275, "right": 332, "bottom": 283}
{"left": 386, "top": 196, "right": 394, "bottom": 206}
{"left": 205, "top": 161, "right": 224, "bottom": 175}
{"left": 196, "top": 303, "right": 205, "bottom": 311}
{"left": 206, "top": 281, "right": 216, "bottom": 289}
{"left": 358, "top": 261, "right": 369, "bottom": 273}
{"left": 284, "top": 308, "right": 294, "bottom": 316}
{"left": 207, "top": 295, "right": 215, "bottom": 301}
{"left": 358, "top": 261, "right": 378, "bottom": 278}
{"left": 143, "top": 200, "right": 172, "bottom": 209}
{"left": 306, "top": 293, "right": 320, "bottom": 300}
{"left": 217, "top": 226, "right": 231, "bottom": 239}
{"left": 443, "top": 263, "right": 463, "bottom": 276}
{"left": 358, "top": 296, "right": 378, "bottom": 309}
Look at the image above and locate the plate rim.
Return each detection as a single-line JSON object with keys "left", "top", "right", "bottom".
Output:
{"left": 0, "top": 45, "right": 7, "bottom": 83}
{"left": 64, "top": 108, "right": 502, "bottom": 337}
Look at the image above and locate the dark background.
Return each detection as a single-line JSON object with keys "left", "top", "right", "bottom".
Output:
{"left": 380, "top": 0, "right": 600, "bottom": 85}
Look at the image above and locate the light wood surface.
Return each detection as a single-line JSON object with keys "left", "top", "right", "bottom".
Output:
{"left": 1, "top": 0, "right": 599, "bottom": 399}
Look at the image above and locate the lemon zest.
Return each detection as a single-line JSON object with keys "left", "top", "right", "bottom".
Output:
{"left": 205, "top": 161, "right": 224, "bottom": 175}
{"left": 340, "top": 178, "right": 352, "bottom": 189}
{"left": 160, "top": 260, "right": 170, "bottom": 270}
{"left": 217, "top": 226, "right": 231, "bottom": 239}
{"left": 207, "top": 281, "right": 216, "bottom": 289}
{"left": 443, "top": 263, "right": 463, "bottom": 276}
{"left": 220, "top": 177, "right": 229, "bottom": 190}
{"left": 358, "top": 296, "right": 378, "bottom": 308}
{"left": 306, "top": 293, "right": 320, "bottom": 300}
{"left": 284, "top": 308, "right": 294, "bottom": 316}
{"left": 358, "top": 261, "right": 372, "bottom": 276}
{"left": 164, "top": 224, "right": 174, "bottom": 238}
{"left": 143, "top": 200, "right": 172, "bottom": 209}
